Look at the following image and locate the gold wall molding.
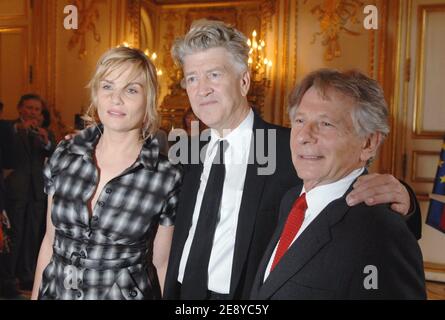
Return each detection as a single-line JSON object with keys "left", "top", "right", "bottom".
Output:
{"left": 277, "top": 0, "right": 289, "bottom": 125}
{"left": 31, "top": 0, "right": 68, "bottom": 140}
{"left": 304, "top": 0, "right": 364, "bottom": 61}
{"left": 371, "top": 0, "right": 403, "bottom": 176}
{"left": 375, "top": 0, "right": 386, "bottom": 82}
{"left": 411, "top": 150, "right": 440, "bottom": 183}
{"left": 156, "top": 1, "right": 261, "bottom": 10}
{"left": 424, "top": 262, "right": 445, "bottom": 274}
{"left": 260, "top": 0, "right": 276, "bottom": 32}
{"left": 125, "top": 0, "right": 141, "bottom": 48}
{"left": 67, "top": 0, "right": 102, "bottom": 59}
{"left": 0, "top": 26, "right": 28, "bottom": 86}
{"left": 424, "top": 262, "right": 445, "bottom": 298}
{"left": 413, "top": 4, "right": 445, "bottom": 138}
{"left": 416, "top": 193, "right": 429, "bottom": 202}
{"left": 396, "top": 0, "right": 412, "bottom": 179}
{"left": 0, "top": 26, "right": 29, "bottom": 114}
{"left": 268, "top": 0, "right": 280, "bottom": 124}
{"left": 151, "top": 0, "right": 264, "bottom": 124}
{"left": 292, "top": 0, "right": 298, "bottom": 92}
{"left": 185, "top": 7, "right": 238, "bottom": 29}
{"left": 368, "top": 16, "right": 376, "bottom": 77}
{"left": 0, "top": 0, "right": 28, "bottom": 21}
{"left": 160, "top": 22, "right": 177, "bottom": 73}
{"left": 375, "top": 0, "right": 397, "bottom": 175}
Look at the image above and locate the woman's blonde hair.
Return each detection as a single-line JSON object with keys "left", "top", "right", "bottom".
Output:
{"left": 84, "top": 46, "right": 159, "bottom": 139}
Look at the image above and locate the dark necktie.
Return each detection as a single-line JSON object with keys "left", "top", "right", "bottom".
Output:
{"left": 181, "top": 140, "right": 228, "bottom": 299}
{"left": 270, "top": 193, "right": 307, "bottom": 271}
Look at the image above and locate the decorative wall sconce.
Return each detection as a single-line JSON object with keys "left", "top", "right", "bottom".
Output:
{"left": 247, "top": 30, "right": 272, "bottom": 115}
{"left": 247, "top": 30, "right": 272, "bottom": 82}
{"left": 118, "top": 42, "right": 163, "bottom": 76}
{"left": 143, "top": 49, "right": 163, "bottom": 76}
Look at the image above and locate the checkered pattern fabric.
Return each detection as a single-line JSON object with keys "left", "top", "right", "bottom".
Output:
{"left": 38, "top": 125, "right": 182, "bottom": 300}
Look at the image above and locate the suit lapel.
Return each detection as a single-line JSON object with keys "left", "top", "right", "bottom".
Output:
{"left": 229, "top": 113, "right": 268, "bottom": 296}
{"left": 258, "top": 194, "right": 353, "bottom": 299}
{"left": 250, "top": 186, "right": 299, "bottom": 297}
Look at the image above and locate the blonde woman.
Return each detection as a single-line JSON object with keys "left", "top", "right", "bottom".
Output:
{"left": 31, "top": 47, "right": 182, "bottom": 300}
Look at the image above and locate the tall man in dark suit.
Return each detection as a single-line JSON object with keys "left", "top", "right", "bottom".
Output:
{"left": 0, "top": 94, "right": 55, "bottom": 296}
{"left": 163, "top": 20, "right": 421, "bottom": 300}
{"left": 250, "top": 69, "right": 426, "bottom": 299}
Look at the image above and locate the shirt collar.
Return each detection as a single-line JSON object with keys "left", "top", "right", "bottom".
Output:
{"left": 68, "top": 124, "right": 101, "bottom": 160}
{"left": 301, "top": 167, "right": 365, "bottom": 216}
{"left": 208, "top": 109, "right": 254, "bottom": 152}
{"left": 67, "top": 124, "right": 159, "bottom": 170}
{"left": 139, "top": 137, "right": 160, "bottom": 170}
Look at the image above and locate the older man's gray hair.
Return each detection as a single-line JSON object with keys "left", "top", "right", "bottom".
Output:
{"left": 171, "top": 19, "right": 250, "bottom": 73}
{"left": 288, "top": 69, "right": 390, "bottom": 142}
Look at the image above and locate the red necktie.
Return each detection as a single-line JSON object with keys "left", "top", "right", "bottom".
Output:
{"left": 270, "top": 193, "right": 307, "bottom": 271}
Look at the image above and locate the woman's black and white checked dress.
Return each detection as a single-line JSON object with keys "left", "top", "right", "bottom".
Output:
{"left": 38, "top": 125, "right": 182, "bottom": 300}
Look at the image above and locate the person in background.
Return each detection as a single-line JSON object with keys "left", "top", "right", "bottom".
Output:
{"left": 0, "top": 94, "right": 55, "bottom": 297}
{"left": 0, "top": 109, "right": 11, "bottom": 256}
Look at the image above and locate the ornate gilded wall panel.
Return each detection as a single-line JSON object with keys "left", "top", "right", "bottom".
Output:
{"left": 150, "top": 1, "right": 265, "bottom": 130}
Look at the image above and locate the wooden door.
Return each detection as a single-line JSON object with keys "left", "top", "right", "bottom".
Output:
{"left": 397, "top": 0, "right": 445, "bottom": 281}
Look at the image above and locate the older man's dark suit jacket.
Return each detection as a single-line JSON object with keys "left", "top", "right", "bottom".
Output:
{"left": 250, "top": 179, "right": 426, "bottom": 300}
{"left": 164, "top": 111, "right": 301, "bottom": 299}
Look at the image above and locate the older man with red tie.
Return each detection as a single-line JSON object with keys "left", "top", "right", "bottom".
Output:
{"left": 250, "top": 69, "right": 426, "bottom": 300}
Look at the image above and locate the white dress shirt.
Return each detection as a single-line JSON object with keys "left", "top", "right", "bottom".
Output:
{"left": 178, "top": 109, "right": 254, "bottom": 293}
{"left": 264, "top": 167, "right": 365, "bottom": 281}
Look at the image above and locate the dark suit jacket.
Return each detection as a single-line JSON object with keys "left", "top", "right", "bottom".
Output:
{"left": 250, "top": 179, "right": 426, "bottom": 300}
{"left": 1, "top": 119, "right": 55, "bottom": 202}
{"left": 0, "top": 147, "right": 4, "bottom": 212}
{"left": 164, "top": 111, "right": 301, "bottom": 299}
{"left": 0, "top": 120, "right": 14, "bottom": 211}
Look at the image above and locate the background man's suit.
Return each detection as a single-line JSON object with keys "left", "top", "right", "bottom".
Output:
{"left": 250, "top": 181, "right": 426, "bottom": 299}
{"left": 0, "top": 119, "right": 54, "bottom": 288}
{"left": 164, "top": 112, "right": 301, "bottom": 299}
{"left": 0, "top": 139, "right": 5, "bottom": 215}
{"left": 0, "top": 119, "right": 13, "bottom": 223}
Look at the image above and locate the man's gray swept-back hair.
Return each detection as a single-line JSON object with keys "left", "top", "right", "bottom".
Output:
{"left": 288, "top": 68, "right": 390, "bottom": 140}
{"left": 171, "top": 19, "right": 250, "bottom": 73}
